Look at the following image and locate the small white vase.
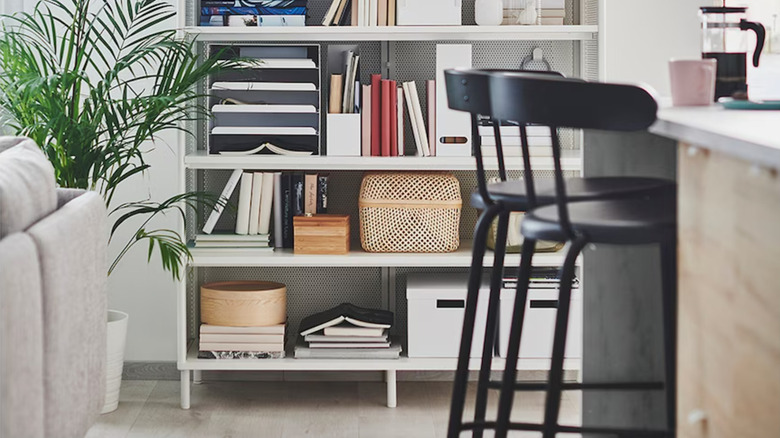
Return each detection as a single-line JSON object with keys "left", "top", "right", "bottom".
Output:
{"left": 101, "top": 310, "right": 129, "bottom": 414}
{"left": 475, "top": 0, "right": 504, "bottom": 26}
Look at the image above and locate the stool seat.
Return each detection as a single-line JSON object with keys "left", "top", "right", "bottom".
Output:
{"left": 521, "top": 196, "right": 676, "bottom": 245}
{"left": 470, "top": 177, "right": 676, "bottom": 210}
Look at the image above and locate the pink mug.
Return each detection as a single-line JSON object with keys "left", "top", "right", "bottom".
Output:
{"left": 669, "top": 59, "right": 717, "bottom": 106}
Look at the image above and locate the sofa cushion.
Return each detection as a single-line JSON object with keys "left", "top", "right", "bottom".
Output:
{"left": 0, "top": 232, "right": 45, "bottom": 438}
{"left": 0, "top": 137, "right": 57, "bottom": 238}
{"left": 27, "top": 191, "right": 107, "bottom": 438}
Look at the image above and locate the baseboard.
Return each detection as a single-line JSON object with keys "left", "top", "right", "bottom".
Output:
{"left": 123, "top": 361, "right": 579, "bottom": 382}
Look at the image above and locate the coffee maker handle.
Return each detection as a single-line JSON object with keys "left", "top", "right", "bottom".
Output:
{"left": 740, "top": 19, "right": 766, "bottom": 67}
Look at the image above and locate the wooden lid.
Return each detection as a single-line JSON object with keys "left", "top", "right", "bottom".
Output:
{"left": 201, "top": 281, "right": 286, "bottom": 293}
{"left": 293, "top": 214, "right": 349, "bottom": 223}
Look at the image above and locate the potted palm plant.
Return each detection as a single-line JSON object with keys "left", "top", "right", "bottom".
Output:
{"left": 0, "top": 0, "right": 238, "bottom": 413}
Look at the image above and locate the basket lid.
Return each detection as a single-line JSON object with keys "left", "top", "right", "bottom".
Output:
{"left": 360, "top": 172, "right": 462, "bottom": 202}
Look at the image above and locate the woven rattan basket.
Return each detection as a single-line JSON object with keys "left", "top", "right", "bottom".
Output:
{"left": 359, "top": 172, "right": 462, "bottom": 253}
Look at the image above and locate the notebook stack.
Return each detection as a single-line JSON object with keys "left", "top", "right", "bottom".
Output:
{"left": 477, "top": 121, "right": 554, "bottom": 158}
{"left": 540, "top": 0, "right": 566, "bottom": 25}
{"left": 295, "top": 303, "right": 401, "bottom": 359}
{"left": 197, "top": 323, "right": 286, "bottom": 359}
{"left": 502, "top": 267, "right": 580, "bottom": 290}
{"left": 200, "top": 1, "right": 308, "bottom": 27}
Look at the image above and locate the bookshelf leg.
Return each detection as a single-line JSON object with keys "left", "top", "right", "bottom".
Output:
{"left": 386, "top": 370, "right": 397, "bottom": 408}
{"left": 180, "top": 370, "right": 191, "bottom": 410}
{"left": 193, "top": 370, "right": 203, "bottom": 385}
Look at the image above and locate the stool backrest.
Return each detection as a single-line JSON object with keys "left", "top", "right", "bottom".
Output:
{"left": 444, "top": 68, "right": 564, "bottom": 208}
{"left": 488, "top": 72, "right": 658, "bottom": 238}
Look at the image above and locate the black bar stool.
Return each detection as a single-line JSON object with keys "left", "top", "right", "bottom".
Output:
{"left": 444, "top": 69, "right": 676, "bottom": 438}
{"left": 486, "top": 73, "right": 677, "bottom": 437}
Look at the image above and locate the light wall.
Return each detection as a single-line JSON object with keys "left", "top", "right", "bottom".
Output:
{"left": 599, "top": 0, "right": 716, "bottom": 95}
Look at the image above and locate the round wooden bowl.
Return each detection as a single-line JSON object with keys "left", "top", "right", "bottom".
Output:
{"left": 200, "top": 281, "right": 286, "bottom": 327}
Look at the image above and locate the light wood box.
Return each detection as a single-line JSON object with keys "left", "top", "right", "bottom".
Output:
{"left": 200, "top": 281, "right": 286, "bottom": 327}
{"left": 293, "top": 214, "right": 350, "bottom": 255}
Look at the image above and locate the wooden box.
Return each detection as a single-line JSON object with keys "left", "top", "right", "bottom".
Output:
{"left": 293, "top": 214, "right": 350, "bottom": 255}
{"left": 201, "top": 281, "right": 286, "bottom": 327}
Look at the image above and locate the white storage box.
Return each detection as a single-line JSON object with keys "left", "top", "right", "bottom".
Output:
{"left": 406, "top": 274, "right": 490, "bottom": 358}
{"left": 498, "top": 287, "right": 582, "bottom": 359}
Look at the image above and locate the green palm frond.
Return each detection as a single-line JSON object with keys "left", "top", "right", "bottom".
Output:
{"left": 0, "top": 0, "right": 243, "bottom": 281}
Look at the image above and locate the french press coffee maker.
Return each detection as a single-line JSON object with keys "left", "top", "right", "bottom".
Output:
{"left": 700, "top": 7, "right": 765, "bottom": 100}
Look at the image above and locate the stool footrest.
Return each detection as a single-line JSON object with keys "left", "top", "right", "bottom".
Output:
{"left": 486, "top": 381, "right": 665, "bottom": 391}
{"left": 460, "top": 421, "right": 670, "bottom": 437}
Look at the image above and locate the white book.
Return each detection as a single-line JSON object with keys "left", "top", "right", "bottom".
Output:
{"left": 196, "top": 233, "right": 270, "bottom": 242}
{"left": 202, "top": 169, "right": 243, "bottom": 235}
{"left": 408, "top": 82, "right": 430, "bottom": 156}
{"left": 231, "top": 58, "right": 317, "bottom": 69}
{"left": 369, "top": 0, "right": 378, "bottom": 26}
{"left": 540, "top": 0, "right": 565, "bottom": 9}
{"left": 201, "top": 324, "right": 285, "bottom": 335}
{"left": 397, "top": 86, "right": 405, "bottom": 156}
{"left": 322, "top": 0, "right": 343, "bottom": 25}
{"left": 211, "top": 104, "right": 317, "bottom": 114}
{"left": 427, "top": 80, "right": 436, "bottom": 156}
{"left": 211, "top": 82, "right": 317, "bottom": 91}
{"left": 211, "top": 127, "right": 318, "bottom": 136}
{"left": 323, "top": 326, "right": 386, "bottom": 337}
{"left": 478, "top": 125, "right": 552, "bottom": 137}
{"left": 199, "top": 342, "right": 284, "bottom": 352}
{"left": 194, "top": 247, "right": 275, "bottom": 254}
{"left": 199, "top": 334, "right": 284, "bottom": 343}
{"left": 403, "top": 82, "right": 425, "bottom": 157}
{"left": 480, "top": 146, "right": 554, "bottom": 157}
{"left": 218, "top": 142, "right": 314, "bottom": 156}
{"left": 480, "top": 135, "right": 553, "bottom": 147}
{"left": 248, "top": 172, "right": 264, "bottom": 235}
{"left": 211, "top": 82, "right": 317, "bottom": 92}
{"left": 304, "top": 333, "right": 388, "bottom": 343}
{"left": 309, "top": 342, "right": 390, "bottom": 348}
{"left": 235, "top": 173, "right": 254, "bottom": 235}
{"left": 258, "top": 172, "right": 275, "bottom": 235}
{"left": 194, "top": 241, "right": 271, "bottom": 248}
{"left": 344, "top": 316, "right": 391, "bottom": 329}
{"left": 273, "top": 172, "right": 283, "bottom": 247}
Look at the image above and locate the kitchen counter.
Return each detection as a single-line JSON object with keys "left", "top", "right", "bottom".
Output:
{"left": 651, "top": 105, "right": 780, "bottom": 168}
{"left": 582, "top": 106, "right": 780, "bottom": 437}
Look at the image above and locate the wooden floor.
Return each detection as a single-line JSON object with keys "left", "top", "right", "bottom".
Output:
{"left": 87, "top": 380, "right": 582, "bottom": 437}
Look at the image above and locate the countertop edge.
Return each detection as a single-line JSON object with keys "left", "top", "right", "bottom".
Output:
{"left": 649, "top": 118, "right": 780, "bottom": 170}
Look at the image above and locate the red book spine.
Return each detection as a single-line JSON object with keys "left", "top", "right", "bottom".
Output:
{"left": 370, "top": 74, "right": 382, "bottom": 157}
{"left": 381, "top": 80, "right": 391, "bottom": 157}
{"left": 390, "top": 80, "right": 398, "bottom": 157}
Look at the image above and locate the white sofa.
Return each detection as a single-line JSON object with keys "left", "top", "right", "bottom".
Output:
{"left": 0, "top": 137, "right": 107, "bottom": 438}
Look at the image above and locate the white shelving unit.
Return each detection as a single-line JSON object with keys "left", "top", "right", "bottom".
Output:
{"left": 177, "top": 0, "right": 598, "bottom": 410}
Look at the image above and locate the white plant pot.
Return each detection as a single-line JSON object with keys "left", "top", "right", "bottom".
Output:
{"left": 101, "top": 310, "right": 129, "bottom": 414}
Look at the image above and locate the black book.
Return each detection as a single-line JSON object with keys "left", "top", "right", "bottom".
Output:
{"left": 299, "top": 303, "right": 394, "bottom": 337}
{"left": 317, "top": 174, "right": 329, "bottom": 214}
{"left": 281, "top": 173, "right": 293, "bottom": 248}
{"left": 292, "top": 172, "right": 304, "bottom": 217}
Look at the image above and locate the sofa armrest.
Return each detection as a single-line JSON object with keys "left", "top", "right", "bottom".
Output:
{"left": 56, "top": 188, "right": 88, "bottom": 209}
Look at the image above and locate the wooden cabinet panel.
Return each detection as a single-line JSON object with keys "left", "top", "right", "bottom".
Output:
{"left": 678, "top": 144, "right": 780, "bottom": 438}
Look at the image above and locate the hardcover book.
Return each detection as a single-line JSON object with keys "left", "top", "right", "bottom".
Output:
{"left": 299, "top": 303, "right": 394, "bottom": 337}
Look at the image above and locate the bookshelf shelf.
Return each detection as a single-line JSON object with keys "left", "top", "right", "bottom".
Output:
{"left": 183, "top": 25, "right": 598, "bottom": 42}
{"left": 182, "top": 343, "right": 580, "bottom": 372}
{"left": 188, "top": 240, "right": 575, "bottom": 268}
{"left": 184, "top": 150, "right": 582, "bottom": 171}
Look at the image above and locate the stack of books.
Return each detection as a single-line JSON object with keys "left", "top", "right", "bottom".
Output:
{"left": 200, "top": 1, "right": 308, "bottom": 27}
{"left": 477, "top": 121, "right": 554, "bottom": 158}
{"left": 322, "top": 0, "right": 400, "bottom": 27}
{"left": 294, "top": 303, "right": 401, "bottom": 359}
{"left": 357, "top": 78, "right": 434, "bottom": 157}
{"left": 502, "top": 267, "right": 580, "bottom": 290}
{"left": 198, "top": 323, "right": 286, "bottom": 359}
{"left": 200, "top": 170, "right": 329, "bottom": 249}
{"left": 540, "top": 0, "right": 565, "bottom": 25}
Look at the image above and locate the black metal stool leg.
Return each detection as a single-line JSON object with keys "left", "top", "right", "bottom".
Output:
{"left": 448, "top": 203, "right": 502, "bottom": 438}
{"left": 494, "top": 238, "right": 538, "bottom": 438}
{"left": 473, "top": 211, "right": 511, "bottom": 436}
{"left": 660, "top": 239, "right": 677, "bottom": 435}
{"left": 542, "top": 236, "right": 588, "bottom": 438}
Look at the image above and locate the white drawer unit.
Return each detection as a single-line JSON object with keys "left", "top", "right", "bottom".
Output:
{"left": 498, "top": 287, "right": 582, "bottom": 359}
{"left": 406, "top": 273, "right": 490, "bottom": 358}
